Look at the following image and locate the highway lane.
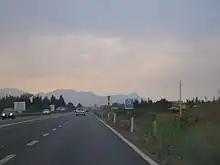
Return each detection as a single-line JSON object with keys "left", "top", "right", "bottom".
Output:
{"left": 0, "top": 116, "right": 40, "bottom": 126}
{"left": 0, "top": 113, "right": 71, "bottom": 159}
{"left": 0, "top": 112, "right": 73, "bottom": 127}
{"left": 0, "top": 112, "right": 150, "bottom": 165}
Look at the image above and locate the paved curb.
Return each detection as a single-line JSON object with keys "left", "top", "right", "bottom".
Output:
{"left": 94, "top": 114, "right": 159, "bottom": 165}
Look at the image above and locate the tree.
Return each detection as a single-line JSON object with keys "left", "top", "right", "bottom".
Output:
{"left": 42, "top": 96, "right": 50, "bottom": 109}
{"left": 133, "top": 99, "right": 139, "bottom": 108}
{"left": 58, "top": 95, "right": 66, "bottom": 107}
{"left": 50, "top": 95, "right": 58, "bottom": 107}
{"left": 76, "top": 103, "right": 82, "bottom": 108}
{"left": 67, "top": 102, "right": 74, "bottom": 110}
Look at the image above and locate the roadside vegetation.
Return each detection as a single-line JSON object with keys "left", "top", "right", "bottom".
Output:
{"left": 0, "top": 94, "right": 75, "bottom": 113}
{"left": 97, "top": 98, "right": 220, "bottom": 165}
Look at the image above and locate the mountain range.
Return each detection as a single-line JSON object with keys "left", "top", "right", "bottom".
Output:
{"left": 0, "top": 88, "right": 141, "bottom": 106}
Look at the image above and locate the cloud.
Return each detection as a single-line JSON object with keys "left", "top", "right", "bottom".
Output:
{"left": 0, "top": 31, "right": 220, "bottom": 100}
{"left": 0, "top": 0, "right": 220, "bottom": 99}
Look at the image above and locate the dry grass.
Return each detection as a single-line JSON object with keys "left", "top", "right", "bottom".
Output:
{"left": 95, "top": 103, "right": 220, "bottom": 165}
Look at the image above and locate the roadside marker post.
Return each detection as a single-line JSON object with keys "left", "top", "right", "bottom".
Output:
{"left": 107, "top": 113, "right": 110, "bottom": 121}
{"left": 130, "top": 117, "right": 134, "bottom": 133}
{"left": 101, "top": 112, "right": 104, "bottom": 120}
{"left": 113, "top": 113, "right": 116, "bottom": 123}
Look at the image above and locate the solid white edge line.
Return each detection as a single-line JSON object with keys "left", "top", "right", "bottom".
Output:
{"left": 0, "top": 154, "right": 16, "bottom": 165}
{"left": 42, "top": 133, "right": 50, "bottom": 137}
{"left": 26, "top": 140, "right": 39, "bottom": 146}
{"left": 94, "top": 115, "right": 159, "bottom": 165}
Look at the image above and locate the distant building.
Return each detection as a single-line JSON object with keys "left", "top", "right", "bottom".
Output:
{"left": 56, "top": 107, "right": 66, "bottom": 111}
{"left": 168, "top": 101, "right": 186, "bottom": 112}
{"left": 14, "top": 102, "right": 26, "bottom": 114}
{"left": 111, "top": 107, "right": 119, "bottom": 110}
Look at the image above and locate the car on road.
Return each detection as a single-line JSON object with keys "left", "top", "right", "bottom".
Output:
{"left": 42, "top": 109, "right": 51, "bottom": 115}
{"left": 1, "top": 108, "right": 16, "bottom": 120}
{"left": 75, "top": 108, "right": 85, "bottom": 116}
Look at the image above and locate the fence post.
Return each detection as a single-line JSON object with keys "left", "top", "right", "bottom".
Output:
{"left": 113, "top": 113, "right": 116, "bottom": 123}
{"left": 130, "top": 117, "right": 134, "bottom": 132}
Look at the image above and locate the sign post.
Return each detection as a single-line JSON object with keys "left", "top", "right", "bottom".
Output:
{"left": 107, "top": 96, "right": 111, "bottom": 110}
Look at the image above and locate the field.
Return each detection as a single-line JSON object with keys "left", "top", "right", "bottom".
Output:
{"left": 95, "top": 102, "right": 220, "bottom": 165}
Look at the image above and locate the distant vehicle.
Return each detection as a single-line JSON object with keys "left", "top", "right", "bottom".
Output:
{"left": 1, "top": 108, "right": 16, "bottom": 120}
{"left": 75, "top": 107, "right": 85, "bottom": 116}
{"left": 42, "top": 109, "right": 51, "bottom": 115}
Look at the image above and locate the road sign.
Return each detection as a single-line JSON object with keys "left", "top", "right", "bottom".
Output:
{"left": 124, "top": 99, "right": 134, "bottom": 110}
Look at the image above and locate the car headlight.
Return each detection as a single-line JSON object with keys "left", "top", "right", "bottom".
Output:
{"left": 2, "top": 113, "right": 5, "bottom": 116}
{"left": 9, "top": 113, "right": 13, "bottom": 116}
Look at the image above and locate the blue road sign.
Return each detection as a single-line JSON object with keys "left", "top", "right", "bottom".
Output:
{"left": 124, "top": 99, "right": 134, "bottom": 110}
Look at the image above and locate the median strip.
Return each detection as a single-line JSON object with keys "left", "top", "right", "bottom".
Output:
{"left": 26, "top": 140, "right": 39, "bottom": 147}
{"left": 0, "top": 154, "right": 16, "bottom": 165}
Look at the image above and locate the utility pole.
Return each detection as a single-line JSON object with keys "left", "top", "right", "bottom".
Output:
{"left": 179, "top": 80, "right": 182, "bottom": 117}
{"left": 217, "top": 90, "right": 220, "bottom": 101}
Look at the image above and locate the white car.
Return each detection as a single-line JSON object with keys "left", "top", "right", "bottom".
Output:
{"left": 75, "top": 108, "right": 85, "bottom": 116}
{"left": 42, "top": 109, "right": 51, "bottom": 115}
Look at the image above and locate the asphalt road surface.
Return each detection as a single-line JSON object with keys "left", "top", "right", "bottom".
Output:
{"left": 0, "top": 112, "right": 150, "bottom": 165}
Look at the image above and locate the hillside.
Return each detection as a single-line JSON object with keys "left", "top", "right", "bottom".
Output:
{"left": 0, "top": 88, "right": 141, "bottom": 106}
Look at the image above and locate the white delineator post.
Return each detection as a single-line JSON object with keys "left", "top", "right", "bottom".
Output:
{"left": 152, "top": 120, "right": 157, "bottom": 136}
{"left": 113, "top": 113, "right": 116, "bottom": 123}
{"left": 107, "top": 113, "right": 110, "bottom": 120}
{"left": 130, "top": 117, "right": 134, "bottom": 132}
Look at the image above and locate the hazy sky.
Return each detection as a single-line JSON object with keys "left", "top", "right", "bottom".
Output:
{"left": 0, "top": 0, "right": 220, "bottom": 100}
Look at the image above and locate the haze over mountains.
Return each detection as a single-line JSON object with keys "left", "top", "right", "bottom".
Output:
{"left": 0, "top": 88, "right": 141, "bottom": 106}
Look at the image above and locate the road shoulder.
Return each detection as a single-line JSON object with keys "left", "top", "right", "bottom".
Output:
{"left": 94, "top": 114, "right": 159, "bottom": 165}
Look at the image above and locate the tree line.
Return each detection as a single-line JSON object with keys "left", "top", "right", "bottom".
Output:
{"left": 111, "top": 96, "right": 220, "bottom": 112}
{"left": 0, "top": 94, "right": 77, "bottom": 113}
{"left": 134, "top": 97, "right": 220, "bottom": 109}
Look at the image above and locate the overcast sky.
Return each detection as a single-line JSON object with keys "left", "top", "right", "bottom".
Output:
{"left": 0, "top": 0, "right": 220, "bottom": 100}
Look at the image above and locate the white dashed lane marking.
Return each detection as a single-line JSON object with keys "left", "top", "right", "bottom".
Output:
{"left": 58, "top": 125, "right": 62, "bottom": 128}
{"left": 26, "top": 140, "right": 39, "bottom": 146}
{"left": 42, "top": 133, "right": 50, "bottom": 137}
{"left": 0, "top": 154, "right": 16, "bottom": 165}
{"left": 52, "top": 128, "right": 56, "bottom": 131}
{"left": 63, "top": 120, "right": 68, "bottom": 125}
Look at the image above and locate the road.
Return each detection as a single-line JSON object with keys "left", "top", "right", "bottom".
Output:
{"left": 0, "top": 112, "right": 150, "bottom": 165}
